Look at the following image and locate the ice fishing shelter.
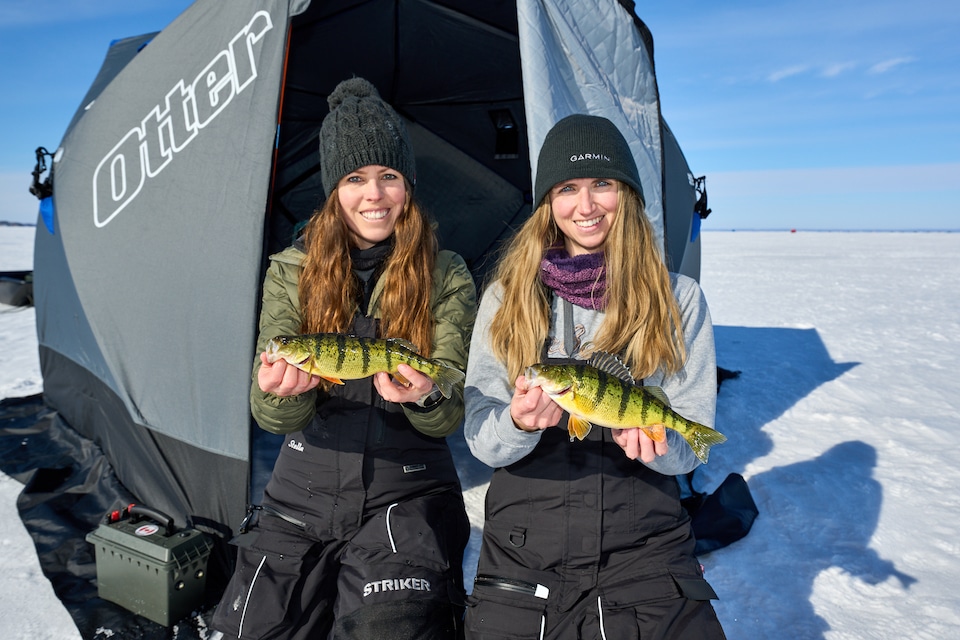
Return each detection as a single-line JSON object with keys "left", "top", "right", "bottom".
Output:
{"left": 33, "top": 0, "right": 708, "bottom": 572}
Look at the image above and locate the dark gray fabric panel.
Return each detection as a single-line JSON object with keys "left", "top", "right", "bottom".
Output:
{"left": 662, "top": 119, "right": 698, "bottom": 278}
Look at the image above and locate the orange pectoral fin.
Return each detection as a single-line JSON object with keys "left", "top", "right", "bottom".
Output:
{"left": 640, "top": 424, "right": 667, "bottom": 443}
{"left": 319, "top": 376, "right": 345, "bottom": 385}
{"left": 392, "top": 371, "right": 412, "bottom": 387}
{"left": 567, "top": 415, "right": 593, "bottom": 441}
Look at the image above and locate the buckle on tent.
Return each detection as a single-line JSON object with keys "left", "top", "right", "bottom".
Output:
{"left": 30, "top": 146, "right": 54, "bottom": 200}
{"left": 694, "top": 175, "right": 711, "bottom": 220}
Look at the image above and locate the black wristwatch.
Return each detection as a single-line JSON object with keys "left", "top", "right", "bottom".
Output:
{"left": 415, "top": 386, "right": 445, "bottom": 409}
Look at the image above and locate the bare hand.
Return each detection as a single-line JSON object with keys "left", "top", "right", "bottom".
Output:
{"left": 373, "top": 364, "right": 435, "bottom": 404}
{"left": 258, "top": 351, "right": 321, "bottom": 397}
{"left": 510, "top": 375, "right": 563, "bottom": 432}
{"left": 612, "top": 428, "right": 668, "bottom": 462}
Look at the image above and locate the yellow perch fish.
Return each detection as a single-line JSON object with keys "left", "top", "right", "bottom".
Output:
{"left": 525, "top": 354, "right": 726, "bottom": 463}
{"left": 266, "top": 333, "right": 464, "bottom": 399}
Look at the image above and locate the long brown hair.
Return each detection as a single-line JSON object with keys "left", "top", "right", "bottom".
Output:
{"left": 298, "top": 182, "right": 437, "bottom": 355}
{"left": 488, "top": 185, "right": 685, "bottom": 381}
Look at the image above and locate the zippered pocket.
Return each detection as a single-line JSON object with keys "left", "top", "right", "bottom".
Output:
{"left": 474, "top": 575, "right": 550, "bottom": 599}
{"left": 465, "top": 574, "right": 552, "bottom": 639}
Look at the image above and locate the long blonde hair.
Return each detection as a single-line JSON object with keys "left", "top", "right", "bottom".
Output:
{"left": 298, "top": 183, "right": 437, "bottom": 356}
{"left": 488, "top": 185, "right": 685, "bottom": 381}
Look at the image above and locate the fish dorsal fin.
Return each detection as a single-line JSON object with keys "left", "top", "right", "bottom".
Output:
{"left": 587, "top": 351, "right": 635, "bottom": 385}
{"left": 645, "top": 386, "right": 671, "bottom": 406}
{"left": 386, "top": 337, "right": 420, "bottom": 353}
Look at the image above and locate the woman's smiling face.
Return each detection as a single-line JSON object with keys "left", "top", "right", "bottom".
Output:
{"left": 549, "top": 178, "right": 619, "bottom": 256}
{"left": 337, "top": 165, "right": 407, "bottom": 249}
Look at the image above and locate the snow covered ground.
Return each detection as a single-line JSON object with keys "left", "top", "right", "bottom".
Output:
{"left": 2, "top": 225, "right": 960, "bottom": 639}
{"left": 1, "top": 225, "right": 81, "bottom": 639}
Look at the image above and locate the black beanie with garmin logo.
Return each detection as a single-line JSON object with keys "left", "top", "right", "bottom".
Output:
{"left": 533, "top": 113, "right": 644, "bottom": 207}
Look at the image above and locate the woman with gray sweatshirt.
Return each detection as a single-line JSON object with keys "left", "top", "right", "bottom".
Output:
{"left": 462, "top": 114, "right": 726, "bottom": 640}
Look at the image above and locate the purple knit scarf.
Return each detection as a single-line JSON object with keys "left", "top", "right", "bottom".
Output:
{"left": 540, "top": 248, "right": 607, "bottom": 310}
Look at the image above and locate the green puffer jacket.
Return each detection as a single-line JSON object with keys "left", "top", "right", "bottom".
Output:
{"left": 250, "top": 245, "right": 477, "bottom": 438}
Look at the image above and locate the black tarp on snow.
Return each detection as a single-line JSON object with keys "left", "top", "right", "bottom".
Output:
{"left": 8, "top": 0, "right": 710, "bottom": 635}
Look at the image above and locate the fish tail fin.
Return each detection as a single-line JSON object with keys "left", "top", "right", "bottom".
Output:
{"left": 567, "top": 415, "right": 593, "bottom": 441}
{"left": 431, "top": 363, "right": 466, "bottom": 399}
{"left": 685, "top": 425, "right": 728, "bottom": 464}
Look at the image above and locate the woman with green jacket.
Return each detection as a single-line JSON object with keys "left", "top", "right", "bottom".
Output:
{"left": 212, "top": 77, "right": 477, "bottom": 640}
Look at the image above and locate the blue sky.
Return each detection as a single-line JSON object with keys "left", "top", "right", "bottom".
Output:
{"left": 0, "top": 0, "right": 957, "bottom": 229}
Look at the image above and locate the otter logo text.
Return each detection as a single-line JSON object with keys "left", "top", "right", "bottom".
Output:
{"left": 91, "top": 11, "right": 274, "bottom": 228}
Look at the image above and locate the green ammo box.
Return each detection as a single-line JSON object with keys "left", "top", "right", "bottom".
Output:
{"left": 85, "top": 505, "right": 213, "bottom": 627}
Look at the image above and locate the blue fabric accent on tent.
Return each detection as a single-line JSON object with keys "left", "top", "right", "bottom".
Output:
{"left": 40, "top": 197, "right": 55, "bottom": 234}
{"left": 690, "top": 210, "right": 701, "bottom": 242}
{"left": 108, "top": 37, "right": 154, "bottom": 52}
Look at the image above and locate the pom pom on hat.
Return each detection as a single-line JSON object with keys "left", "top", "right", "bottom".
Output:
{"left": 318, "top": 77, "right": 416, "bottom": 196}
{"left": 327, "top": 77, "right": 379, "bottom": 110}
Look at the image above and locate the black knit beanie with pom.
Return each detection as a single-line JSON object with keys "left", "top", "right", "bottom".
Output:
{"left": 318, "top": 77, "right": 416, "bottom": 196}
{"left": 534, "top": 114, "right": 644, "bottom": 207}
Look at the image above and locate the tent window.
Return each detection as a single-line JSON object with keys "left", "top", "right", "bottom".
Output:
{"left": 490, "top": 109, "right": 519, "bottom": 160}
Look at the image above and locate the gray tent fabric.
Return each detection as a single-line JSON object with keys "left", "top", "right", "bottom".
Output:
{"left": 25, "top": 0, "right": 708, "bottom": 631}
{"left": 37, "top": 0, "right": 300, "bottom": 538}
{"left": 60, "top": 33, "right": 160, "bottom": 143}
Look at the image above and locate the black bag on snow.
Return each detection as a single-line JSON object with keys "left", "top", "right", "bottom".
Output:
{"left": 683, "top": 472, "right": 759, "bottom": 555}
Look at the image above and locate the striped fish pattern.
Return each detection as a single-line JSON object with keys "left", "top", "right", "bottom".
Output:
{"left": 525, "top": 353, "right": 726, "bottom": 463}
{"left": 265, "top": 333, "right": 464, "bottom": 399}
